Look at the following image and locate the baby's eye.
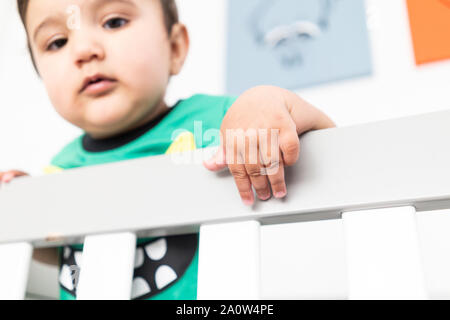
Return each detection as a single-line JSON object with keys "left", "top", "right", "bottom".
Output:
{"left": 103, "top": 17, "right": 129, "bottom": 29}
{"left": 47, "top": 38, "right": 68, "bottom": 51}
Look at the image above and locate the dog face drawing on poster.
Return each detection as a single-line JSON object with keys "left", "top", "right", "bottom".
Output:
{"left": 249, "top": 0, "right": 336, "bottom": 67}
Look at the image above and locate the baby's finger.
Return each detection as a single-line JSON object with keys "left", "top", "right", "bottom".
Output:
{"left": 1, "top": 172, "right": 15, "bottom": 183}
{"left": 244, "top": 161, "right": 271, "bottom": 201}
{"left": 228, "top": 160, "right": 255, "bottom": 206}
{"left": 203, "top": 144, "right": 227, "bottom": 171}
{"left": 260, "top": 149, "right": 286, "bottom": 198}
{"left": 279, "top": 129, "right": 300, "bottom": 167}
{"left": 0, "top": 170, "right": 27, "bottom": 184}
{"left": 267, "top": 153, "right": 286, "bottom": 198}
{"left": 258, "top": 130, "right": 287, "bottom": 198}
{"left": 244, "top": 133, "right": 271, "bottom": 200}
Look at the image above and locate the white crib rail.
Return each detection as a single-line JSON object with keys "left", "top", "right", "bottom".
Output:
{"left": 1, "top": 110, "right": 450, "bottom": 299}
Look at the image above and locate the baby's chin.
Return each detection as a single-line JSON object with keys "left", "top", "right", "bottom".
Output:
{"left": 82, "top": 99, "right": 138, "bottom": 136}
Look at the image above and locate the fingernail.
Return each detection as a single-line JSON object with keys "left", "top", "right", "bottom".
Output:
{"left": 242, "top": 193, "right": 255, "bottom": 206}
{"left": 274, "top": 190, "right": 287, "bottom": 199}
{"left": 259, "top": 192, "right": 271, "bottom": 201}
{"left": 203, "top": 158, "right": 213, "bottom": 166}
{"left": 205, "top": 156, "right": 224, "bottom": 167}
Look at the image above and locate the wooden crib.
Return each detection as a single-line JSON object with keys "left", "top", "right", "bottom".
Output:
{"left": 1, "top": 110, "right": 450, "bottom": 300}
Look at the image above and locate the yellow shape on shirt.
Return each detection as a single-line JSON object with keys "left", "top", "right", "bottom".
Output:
{"left": 43, "top": 165, "right": 64, "bottom": 174}
{"left": 165, "top": 131, "right": 197, "bottom": 155}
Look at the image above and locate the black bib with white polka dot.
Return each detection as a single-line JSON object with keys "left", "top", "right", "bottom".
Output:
{"left": 59, "top": 234, "right": 198, "bottom": 300}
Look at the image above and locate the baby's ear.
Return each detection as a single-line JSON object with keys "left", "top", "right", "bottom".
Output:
{"left": 169, "top": 23, "right": 190, "bottom": 76}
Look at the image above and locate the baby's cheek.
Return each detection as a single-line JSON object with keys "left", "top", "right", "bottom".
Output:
{"left": 123, "top": 53, "right": 169, "bottom": 95}
{"left": 113, "top": 32, "right": 170, "bottom": 91}
{"left": 44, "top": 76, "right": 79, "bottom": 124}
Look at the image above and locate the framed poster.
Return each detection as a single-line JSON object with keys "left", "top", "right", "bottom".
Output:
{"left": 226, "top": 0, "right": 372, "bottom": 95}
{"left": 407, "top": 0, "right": 450, "bottom": 65}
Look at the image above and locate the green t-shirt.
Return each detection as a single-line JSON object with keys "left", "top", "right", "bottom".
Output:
{"left": 51, "top": 94, "right": 236, "bottom": 300}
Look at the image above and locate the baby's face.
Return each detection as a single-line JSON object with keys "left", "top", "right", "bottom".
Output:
{"left": 27, "top": 0, "right": 174, "bottom": 137}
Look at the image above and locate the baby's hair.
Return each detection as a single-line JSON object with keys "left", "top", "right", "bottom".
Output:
{"left": 16, "top": 0, "right": 179, "bottom": 74}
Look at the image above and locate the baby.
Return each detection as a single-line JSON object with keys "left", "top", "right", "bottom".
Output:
{"left": 0, "top": 0, "right": 335, "bottom": 299}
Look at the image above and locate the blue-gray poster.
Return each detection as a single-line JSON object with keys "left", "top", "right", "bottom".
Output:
{"left": 226, "top": 0, "right": 372, "bottom": 95}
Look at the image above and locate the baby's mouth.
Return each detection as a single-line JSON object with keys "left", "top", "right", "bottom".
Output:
{"left": 80, "top": 74, "right": 118, "bottom": 96}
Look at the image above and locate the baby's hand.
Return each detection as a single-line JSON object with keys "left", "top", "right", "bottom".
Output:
{"left": 0, "top": 170, "right": 29, "bottom": 186}
{"left": 204, "top": 85, "right": 335, "bottom": 205}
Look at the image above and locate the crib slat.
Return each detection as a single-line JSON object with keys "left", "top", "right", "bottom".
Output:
{"left": 416, "top": 210, "right": 450, "bottom": 299}
{"left": 343, "top": 206, "right": 427, "bottom": 299}
{"left": 197, "top": 221, "right": 260, "bottom": 299}
{"left": 76, "top": 232, "right": 136, "bottom": 300}
{"left": 0, "top": 242, "right": 33, "bottom": 300}
{"left": 261, "top": 219, "right": 348, "bottom": 299}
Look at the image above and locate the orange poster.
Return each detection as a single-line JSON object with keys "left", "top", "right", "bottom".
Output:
{"left": 406, "top": 0, "right": 450, "bottom": 65}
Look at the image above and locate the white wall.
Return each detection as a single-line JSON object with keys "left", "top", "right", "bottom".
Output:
{"left": 3, "top": 0, "right": 450, "bottom": 173}
{"left": 1, "top": 0, "right": 450, "bottom": 299}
